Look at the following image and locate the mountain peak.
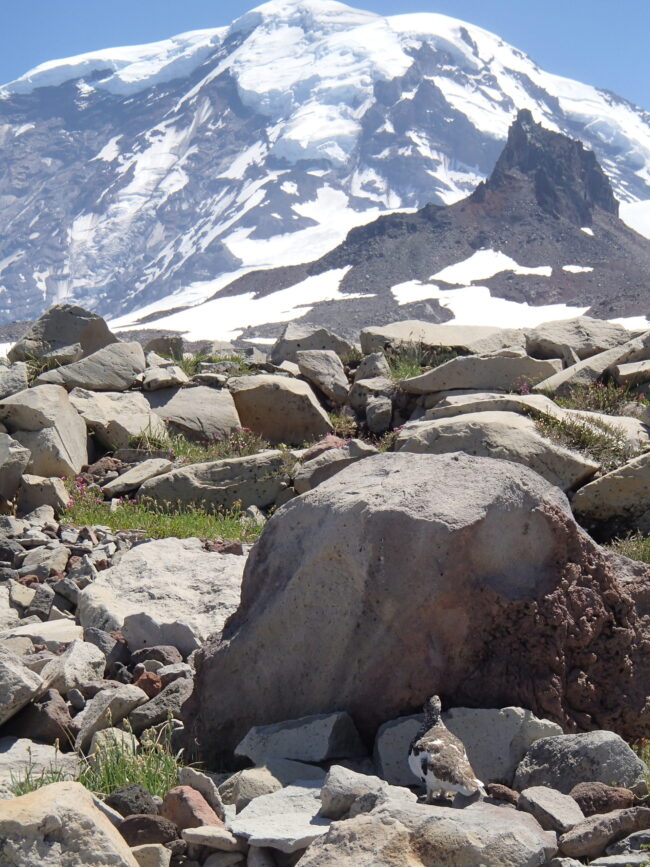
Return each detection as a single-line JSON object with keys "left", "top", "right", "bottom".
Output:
{"left": 476, "top": 109, "right": 620, "bottom": 224}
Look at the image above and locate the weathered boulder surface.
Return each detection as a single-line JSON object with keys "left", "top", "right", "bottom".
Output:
{"left": 0, "top": 384, "right": 87, "bottom": 476}
{"left": 0, "top": 781, "right": 139, "bottom": 865}
{"left": 229, "top": 375, "right": 332, "bottom": 445}
{"left": 296, "top": 350, "right": 349, "bottom": 404}
{"left": 0, "top": 432, "right": 31, "bottom": 503}
{"left": 188, "top": 453, "right": 650, "bottom": 764}
{"left": 526, "top": 317, "right": 631, "bottom": 361}
{"left": 0, "top": 362, "right": 28, "bottom": 399}
{"left": 139, "top": 450, "right": 288, "bottom": 511}
{"left": 0, "top": 737, "right": 80, "bottom": 786}
{"left": 70, "top": 388, "right": 167, "bottom": 450}
{"left": 36, "top": 341, "right": 146, "bottom": 391}
{"left": 78, "top": 537, "right": 246, "bottom": 656}
{"left": 571, "top": 452, "right": 650, "bottom": 534}
{"left": 7, "top": 304, "right": 118, "bottom": 363}
{"left": 145, "top": 385, "right": 240, "bottom": 440}
{"left": 401, "top": 354, "right": 561, "bottom": 394}
{"left": 270, "top": 323, "right": 355, "bottom": 365}
{"left": 395, "top": 411, "right": 598, "bottom": 491}
{"left": 359, "top": 321, "right": 524, "bottom": 355}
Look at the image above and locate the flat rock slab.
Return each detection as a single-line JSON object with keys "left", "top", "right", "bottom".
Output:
{"left": 102, "top": 458, "right": 173, "bottom": 496}
{"left": 36, "top": 341, "right": 146, "bottom": 391}
{"left": 78, "top": 537, "right": 247, "bottom": 657}
{"left": 235, "top": 712, "right": 366, "bottom": 764}
{"left": 0, "top": 736, "right": 80, "bottom": 786}
{"left": 572, "top": 452, "right": 650, "bottom": 533}
{"left": 360, "top": 321, "right": 524, "bottom": 355}
{"left": 401, "top": 354, "right": 561, "bottom": 394}
{"left": 519, "top": 785, "right": 584, "bottom": 832}
{"left": 228, "top": 782, "right": 330, "bottom": 853}
{"left": 145, "top": 385, "right": 240, "bottom": 440}
{"left": 559, "top": 807, "right": 650, "bottom": 859}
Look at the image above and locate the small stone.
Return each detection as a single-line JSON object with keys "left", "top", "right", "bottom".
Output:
{"left": 68, "top": 688, "right": 86, "bottom": 711}
{"left": 133, "top": 671, "right": 163, "bottom": 699}
{"left": 158, "top": 663, "right": 193, "bottom": 687}
{"left": 181, "top": 825, "right": 246, "bottom": 852}
{"left": 179, "top": 766, "right": 226, "bottom": 820}
{"left": 161, "top": 785, "right": 223, "bottom": 831}
{"left": 131, "top": 843, "right": 172, "bottom": 867}
{"left": 118, "top": 813, "right": 179, "bottom": 847}
{"left": 105, "top": 783, "right": 159, "bottom": 818}
{"left": 486, "top": 782, "right": 520, "bottom": 805}
{"left": 127, "top": 677, "right": 193, "bottom": 735}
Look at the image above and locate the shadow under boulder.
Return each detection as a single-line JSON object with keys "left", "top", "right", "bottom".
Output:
{"left": 186, "top": 452, "right": 650, "bottom": 766}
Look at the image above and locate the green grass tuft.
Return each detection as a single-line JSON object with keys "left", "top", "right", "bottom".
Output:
{"left": 386, "top": 343, "right": 462, "bottom": 382}
{"left": 535, "top": 412, "right": 639, "bottom": 473}
{"left": 130, "top": 427, "right": 270, "bottom": 465}
{"left": 555, "top": 381, "right": 648, "bottom": 415}
{"left": 328, "top": 411, "right": 358, "bottom": 439}
{"left": 608, "top": 532, "right": 650, "bottom": 564}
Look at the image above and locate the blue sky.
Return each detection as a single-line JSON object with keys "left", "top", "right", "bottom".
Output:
{"left": 2, "top": 0, "right": 648, "bottom": 111}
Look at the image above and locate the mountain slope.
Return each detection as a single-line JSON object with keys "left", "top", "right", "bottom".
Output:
{"left": 0, "top": 0, "right": 649, "bottom": 330}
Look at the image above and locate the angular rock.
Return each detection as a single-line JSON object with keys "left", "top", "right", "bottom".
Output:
{"left": 526, "top": 317, "right": 630, "bottom": 361}
{"left": 572, "top": 452, "right": 650, "bottom": 534}
{"left": 70, "top": 388, "right": 167, "bottom": 450}
{"left": 347, "top": 376, "right": 394, "bottom": 412}
{"left": 295, "top": 812, "right": 418, "bottom": 867}
{"left": 106, "top": 784, "right": 159, "bottom": 818}
{"left": 514, "top": 731, "right": 648, "bottom": 794}
{"left": 366, "top": 395, "right": 393, "bottom": 433}
{"left": 118, "top": 814, "right": 179, "bottom": 847}
{"left": 396, "top": 411, "right": 598, "bottom": 491}
{"left": 0, "top": 384, "right": 87, "bottom": 477}
{"left": 0, "top": 432, "right": 30, "bottom": 503}
{"left": 179, "top": 767, "right": 226, "bottom": 820}
{"left": 1, "top": 618, "right": 83, "bottom": 649}
{"left": 78, "top": 537, "right": 246, "bottom": 657}
{"left": 360, "top": 321, "right": 524, "bottom": 356}
{"left": 142, "top": 365, "right": 189, "bottom": 391}
{"left": 8, "top": 305, "right": 117, "bottom": 364}
{"left": 229, "top": 375, "right": 332, "bottom": 445}
{"left": 607, "top": 829, "right": 650, "bottom": 855}
{"left": 294, "top": 439, "right": 378, "bottom": 494}
{"left": 0, "top": 362, "right": 28, "bottom": 399}
{"left": 22, "top": 543, "right": 70, "bottom": 576}
{"left": 518, "top": 785, "right": 585, "bottom": 833}
{"left": 614, "top": 360, "right": 650, "bottom": 387}
{"left": 128, "top": 677, "right": 194, "bottom": 734}
{"left": 41, "top": 639, "right": 107, "bottom": 696}
{"left": 0, "top": 736, "right": 80, "bottom": 785}
{"left": 36, "top": 341, "right": 146, "bottom": 391}
{"left": 3, "top": 688, "right": 75, "bottom": 746}
{"left": 131, "top": 844, "right": 172, "bottom": 867}
{"left": 353, "top": 352, "right": 391, "bottom": 381}
{"left": 296, "top": 350, "right": 349, "bottom": 404}
{"left": 570, "top": 781, "right": 635, "bottom": 817}
{"left": 181, "top": 825, "right": 243, "bottom": 852}
{"left": 102, "top": 459, "right": 173, "bottom": 496}
{"left": 401, "top": 354, "right": 561, "bottom": 394}
{"left": 228, "top": 782, "right": 329, "bottom": 853}
{"left": 559, "top": 807, "right": 650, "bottom": 859}
{"left": 89, "top": 727, "right": 138, "bottom": 764}
{"left": 17, "top": 474, "right": 70, "bottom": 514}
{"left": 235, "top": 712, "right": 366, "bottom": 764}
{"left": 319, "top": 765, "right": 395, "bottom": 820}
{"left": 188, "top": 452, "right": 650, "bottom": 764}
{"left": 270, "top": 323, "right": 355, "bottom": 365}
{"left": 161, "top": 785, "right": 222, "bottom": 830}
{"left": 145, "top": 386, "right": 240, "bottom": 440}
{"left": 75, "top": 684, "right": 148, "bottom": 752}
{"left": 139, "top": 451, "right": 287, "bottom": 513}
{"left": 0, "top": 646, "right": 44, "bottom": 725}
{"left": 588, "top": 855, "right": 650, "bottom": 866}
{"left": 224, "top": 767, "right": 282, "bottom": 811}
{"left": 0, "top": 781, "right": 138, "bottom": 865}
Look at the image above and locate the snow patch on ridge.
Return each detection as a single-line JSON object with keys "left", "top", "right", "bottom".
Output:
{"left": 431, "top": 249, "right": 552, "bottom": 284}
{"left": 620, "top": 201, "right": 650, "bottom": 239}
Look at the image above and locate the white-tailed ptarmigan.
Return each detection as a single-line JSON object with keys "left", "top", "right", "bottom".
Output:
{"left": 408, "top": 695, "right": 485, "bottom": 802}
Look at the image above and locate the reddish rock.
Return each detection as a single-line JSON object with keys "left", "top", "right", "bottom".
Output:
{"left": 133, "top": 671, "right": 163, "bottom": 699}
{"left": 118, "top": 814, "right": 179, "bottom": 847}
{"left": 131, "top": 646, "right": 183, "bottom": 667}
{"left": 570, "top": 781, "right": 636, "bottom": 816}
{"left": 302, "top": 435, "right": 346, "bottom": 461}
{"left": 160, "top": 786, "right": 223, "bottom": 831}
{"left": 203, "top": 539, "right": 244, "bottom": 555}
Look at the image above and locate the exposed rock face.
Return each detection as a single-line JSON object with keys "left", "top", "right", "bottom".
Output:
{"left": 188, "top": 452, "right": 650, "bottom": 765}
{"left": 145, "top": 386, "right": 241, "bottom": 441}
{"left": 35, "top": 342, "right": 146, "bottom": 391}
{"left": 70, "top": 388, "right": 167, "bottom": 450}
{"left": 7, "top": 304, "right": 118, "bottom": 363}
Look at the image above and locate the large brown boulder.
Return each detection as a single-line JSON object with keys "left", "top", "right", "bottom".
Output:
{"left": 187, "top": 453, "right": 650, "bottom": 766}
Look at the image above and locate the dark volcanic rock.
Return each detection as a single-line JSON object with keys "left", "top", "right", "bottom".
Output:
{"left": 118, "top": 814, "right": 179, "bottom": 847}
{"left": 187, "top": 452, "right": 650, "bottom": 767}
{"left": 105, "top": 783, "right": 159, "bottom": 818}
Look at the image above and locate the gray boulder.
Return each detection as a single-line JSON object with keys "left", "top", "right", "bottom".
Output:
{"left": 8, "top": 304, "right": 118, "bottom": 363}
{"left": 571, "top": 452, "right": 650, "bottom": 533}
{"left": 102, "top": 459, "right": 172, "bottom": 496}
{"left": 0, "top": 384, "right": 87, "bottom": 476}
{"left": 518, "top": 785, "right": 585, "bottom": 833}
{"left": 294, "top": 439, "right": 378, "bottom": 494}
{"left": 142, "top": 365, "right": 189, "bottom": 391}
{"left": 70, "top": 388, "right": 167, "bottom": 450}
{"left": 235, "top": 712, "right": 366, "bottom": 764}
{"left": 0, "top": 362, "right": 28, "bottom": 399}
{"left": 513, "top": 731, "right": 648, "bottom": 794}
{"left": 401, "top": 354, "right": 562, "bottom": 394}
{"left": 359, "top": 321, "right": 524, "bottom": 355}
{"left": 271, "top": 324, "right": 355, "bottom": 365}
{"left": 145, "top": 385, "right": 240, "bottom": 440}
{"left": 526, "top": 317, "right": 631, "bottom": 361}
{"left": 35, "top": 342, "right": 146, "bottom": 391}
{"left": 78, "top": 537, "right": 246, "bottom": 656}
{"left": 0, "top": 433, "right": 31, "bottom": 503}
{"left": 0, "top": 647, "right": 44, "bottom": 725}
{"left": 353, "top": 352, "right": 390, "bottom": 381}
{"left": 139, "top": 450, "right": 288, "bottom": 512}
{"left": 296, "top": 350, "right": 349, "bottom": 404}
{"left": 0, "top": 737, "right": 80, "bottom": 786}
{"left": 188, "top": 452, "right": 650, "bottom": 765}
{"left": 229, "top": 375, "right": 332, "bottom": 445}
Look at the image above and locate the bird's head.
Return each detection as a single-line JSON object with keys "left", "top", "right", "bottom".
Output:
{"left": 423, "top": 694, "right": 442, "bottom": 726}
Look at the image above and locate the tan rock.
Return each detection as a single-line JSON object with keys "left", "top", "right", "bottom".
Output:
{"left": 0, "top": 781, "right": 139, "bottom": 865}
{"left": 559, "top": 807, "right": 650, "bottom": 858}
{"left": 571, "top": 452, "right": 650, "bottom": 532}
{"left": 17, "top": 474, "right": 70, "bottom": 514}
{"left": 161, "top": 785, "right": 223, "bottom": 830}
{"left": 396, "top": 411, "right": 598, "bottom": 491}
{"left": 229, "top": 375, "right": 332, "bottom": 445}
{"left": 614, "top": 360, "right": 650, "bottom": 387}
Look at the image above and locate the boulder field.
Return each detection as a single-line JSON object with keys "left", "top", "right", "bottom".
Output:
{"left": 188, "top": 451, "right": 650, "bottom": 764}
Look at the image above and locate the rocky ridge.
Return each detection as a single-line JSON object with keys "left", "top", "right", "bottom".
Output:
{"left": 1, "top": 304, "right": 650, "bottom": 864}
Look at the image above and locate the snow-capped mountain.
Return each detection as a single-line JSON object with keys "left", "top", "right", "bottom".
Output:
{"left": 1, "top": 0, "right": 649, "bottom": 335}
